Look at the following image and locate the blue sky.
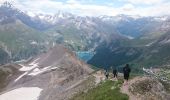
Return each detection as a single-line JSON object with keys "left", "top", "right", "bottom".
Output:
{"left": 1, "top": 0, "right": 170, "bottom": 16}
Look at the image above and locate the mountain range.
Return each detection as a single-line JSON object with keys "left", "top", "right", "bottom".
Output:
{"left": 0, "top": 1, "right": 170, "bottom": 100}
{"left": 0, "top": 1, "right": 170, "bottom": 69}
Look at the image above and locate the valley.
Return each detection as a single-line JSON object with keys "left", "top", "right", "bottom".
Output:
{"left": 1, "top": 2, "right": 170, "bottom": 68}
{"left": 0, "top": 1, "right": 170, "bottom": 100}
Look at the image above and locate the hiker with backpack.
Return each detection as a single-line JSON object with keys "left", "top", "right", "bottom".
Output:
{"left": 112, "top": 66, "right": 118, "bottom": 80}
{"left": 105, "top": 69, "right": 109, "bottom": 79}
{"left": 123, "top": 64, "right": 131, "bottom": 85}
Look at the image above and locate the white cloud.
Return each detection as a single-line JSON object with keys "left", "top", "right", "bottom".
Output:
{"left": 0, "top": 0, "right": 5, "bottom": 3}
{"left": 11, "top": 0, "right": 119, "bottom": 16}
{"left": 139, "top": 2, "right": 170, "bottom": 16}
{"left": 2, "top": 0, "right": 170, "bottom": 17}
{"left": 13, "top": 0, "right": 65, "bottom": 14}
{"left": 122, "top": 0, "right": 165, "bottom": 5}
{"left": 121, "top": 3, "right": 135, "bottom": 11}
{"left": 66, "top": 0, "right": 79, "bottom": 4}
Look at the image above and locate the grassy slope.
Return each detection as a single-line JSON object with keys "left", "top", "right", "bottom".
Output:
{"left": 45, "top": 25, "right": 88, "bottom": 51}
{"left": 0, "top": 20, "right": 45, "bottom": 50}
{"left": 0, "top": 20, "right": 48, "bottom": 61}
{"left": 71, "top": 80, "right": 128, "bottom": 100}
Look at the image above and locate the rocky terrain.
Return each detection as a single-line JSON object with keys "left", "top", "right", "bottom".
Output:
{"left": 0, "top": 44, "right": 94, "bottom": 100}
{"left": 0, "top": 1, "right": 170, "bottom": 100}
{"left": 121, "top": 76, "right": 170, "bottom": 100}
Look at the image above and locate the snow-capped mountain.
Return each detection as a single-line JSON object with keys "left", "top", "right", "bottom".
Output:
{"left": 1, "top": 1, "right": 170, "bottom": 100}
{"left": 1, "top": 1, "right": 169, "bottom": 37}
{"left": 0, "top": 1, "right": 53, "bottom": 30}
{"left": 99, "top": 14, "right": 142, "bottom": 22}
{"left": 0, "top": 1, "right": 170, "bottom": 67}
{"left": 30, "top": 11, "right": 75, "bottom": 24}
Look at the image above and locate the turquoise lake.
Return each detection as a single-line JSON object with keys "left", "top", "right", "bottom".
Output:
{"left": 76, "top": 51, "right": 94, "bottom": 62}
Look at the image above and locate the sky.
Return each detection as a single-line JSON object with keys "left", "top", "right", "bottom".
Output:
{"left": 1, "top": 0, "right": 170, "bottom": 17}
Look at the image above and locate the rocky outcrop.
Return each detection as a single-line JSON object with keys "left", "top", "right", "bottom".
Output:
{"left": 0, "top": 44, "right": 93, "bottom": 100}
{"left": 128, "top": 77, "right": 170, "bottom": 100}
{"left": 0, "top": 48, "right": 10, "bottom": 65}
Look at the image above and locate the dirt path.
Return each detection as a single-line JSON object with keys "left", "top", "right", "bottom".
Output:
{"left": 92, "top": 71, "right": 140, "bottom": 100}
{"left": 120, "top": 83, "right": 138, "bottom": 100}
{"left": 120, "top": 77, "right": 142, "bottom": 100}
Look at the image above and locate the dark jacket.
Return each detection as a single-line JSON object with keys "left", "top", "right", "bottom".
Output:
{"left": 113, "top": 69, "right": 117, "bottom": 74}
{"left": 123, "top": 66, "right": 131, "bottom": 75}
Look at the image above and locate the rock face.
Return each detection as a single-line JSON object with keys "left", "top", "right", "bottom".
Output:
{"left": 0, "top": 48, "right": 10, "bottom": 64}
{"left": 0, "top": 44, "right": 93, "bottom": 100}
{"left": 128, "top": 77, "right": 170, "bottom": 100}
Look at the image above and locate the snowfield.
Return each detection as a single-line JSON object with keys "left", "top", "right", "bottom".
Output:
{"left": 15, "top": 63, "right": 59, "bottom": 82}
{"left": 160, "top": 39, "right": 170, "bottom": 44}
{"left": 145, "top": 41, "right": 155, "bottom": 46}
{"left": 28, "top": 66, "right": 51, "bottom": 76}
{"left": 19, "top": 63, "right": 38, "bottom": 71}
{"left": 19, "top": 58, "right": 40, "bottom": 72}
{"left": 0, "top": 87, "right": 42, "bottom": 100}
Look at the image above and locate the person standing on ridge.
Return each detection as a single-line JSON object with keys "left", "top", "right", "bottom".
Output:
{"left": 123, "top": 64, "right": 131, "bottom": 85}
{"left": 105, "top": 69, "right": 109, "bottom": 79}
{"left": 112, "top": 67, "right": 118, "bottom": 79}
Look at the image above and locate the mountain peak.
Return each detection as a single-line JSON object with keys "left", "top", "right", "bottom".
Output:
{"left": 1, "top": 1, "right": 13, "bottom": 8}
{"left": 54, "top": 10, "right": 74, "bottom": 18}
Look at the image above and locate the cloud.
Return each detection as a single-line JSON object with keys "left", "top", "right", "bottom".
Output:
{"left": 0, "top": 0, "right": 5, "bottom": 3}
{"left": 11, "top": 0, "right": 119, "bottom": 16}
{"left": 13, "top": 0, "right": 65, "bottom": 14}
{"left": 122, "top": 3, "right": 134, "bottom": 11}
{"left": 66, "top": 0, "right": 79, "bottom": 4}
{"left": 121, "top": 0, "right": 165, "bottom": 5}
{"left": 140, "top": 2, "right": 170, "bottom": 16}
{"left": 2, "top": 0, "right": 170, "bottom": 17}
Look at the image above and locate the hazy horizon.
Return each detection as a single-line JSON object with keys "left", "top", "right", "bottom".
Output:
{"left": 1, "top": 0, "right": 170, "bottom": 17}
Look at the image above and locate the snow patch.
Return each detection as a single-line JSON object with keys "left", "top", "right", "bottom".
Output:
{"left": 0, "top": 87, "right": 42, "bottom": 100}
{"left": 145, "top": 41, "right": 155, "bottom": 46}
{"left": 126, "top": 35, "right": 134, "bottom": 39}
{"left": 29, "top": 58, "right": 40, "bottom": 66}
{"left": 143, "top": 67, "right": 154, "bottom": 74}
{"left": 30, "top": 41, "right": 38, "bottom": 45}
{"left": 26, "top": 11, "right": 36, "bottom": 17}
{"left": 19, "top": 63, "right": 38, "bottom": 71}
{"left": 28, "top": 66, "right": 51, "bottom": 76}
{"left": 28, "top": 66, "right": 59, "bottom": 76}
{"left": 58, "top": 13, "right": 64, "bottom": 18}
{"left": 154, "top": 16, "right": 168, "bottom": 21}
{"left": 121, "top": 34, "right": 134, "bottom": 39}
{"left": 14, "top": 71, "right": 29, "bottom": 82}
{"left": 19, "top": 58, "right": 40, "bottom": 71}
{"left": 160, "top": 39, "right": 170, "bottom": 44}
{"left": 16, "top": 59, "right": 40, "bottom": 82}
{"left": 16, "top": 57, "right": 59, "bottom": 80}
{"left": 38, "top": 15, "right": 46, "bottom": 19}
{"left": 15, "top": 59, "right": 27, "bottom": 63}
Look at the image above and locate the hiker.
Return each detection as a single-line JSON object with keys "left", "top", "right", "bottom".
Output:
{"left": 112, "top": 67, "right": 118, "bottom": 79}
{"left": 123, "top": 64, "right": 131, "bottom": 85}
{"left": 105, "top": 69, "right": 109, "bottom": 79}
